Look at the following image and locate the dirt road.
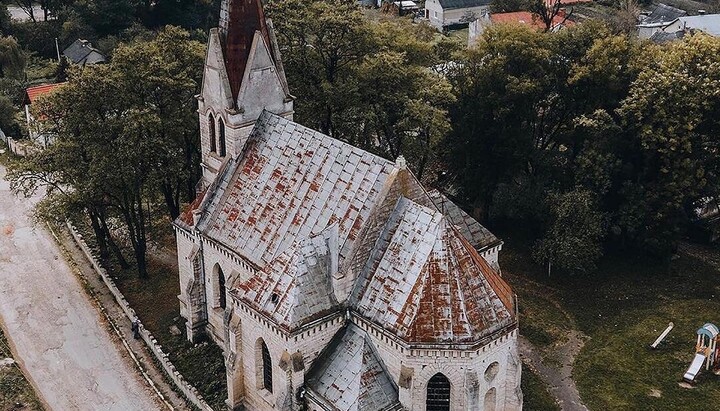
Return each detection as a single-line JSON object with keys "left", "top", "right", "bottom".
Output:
{"left": 0, "top": 165, "right": 162, "bottom": 411}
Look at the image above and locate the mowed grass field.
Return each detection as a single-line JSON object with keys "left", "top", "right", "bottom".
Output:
{"left": 499, "top": 225, "right": 720, "bottom": 411}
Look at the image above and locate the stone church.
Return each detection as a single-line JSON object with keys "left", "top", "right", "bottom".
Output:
{"left": 173, "top": 0, "right": 523, "bottom": 409}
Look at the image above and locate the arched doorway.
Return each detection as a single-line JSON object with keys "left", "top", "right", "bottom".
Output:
{"left": 426, "top": 373, "right": 450, "bottom": 411}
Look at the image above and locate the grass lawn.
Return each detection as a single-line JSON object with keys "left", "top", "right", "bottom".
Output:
{"left": 113, "top": 253, "right": 228, "bottom": 411}
{"left": 521, "top": 364, "right": 560, "bottom": 411}
{"left": 0, "top": 327, "right": 43, "bottom": 411}
{"left": 498, "top": 224, "right": 720, "bottom": 411}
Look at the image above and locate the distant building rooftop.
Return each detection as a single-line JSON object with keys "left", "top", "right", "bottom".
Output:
{"left": 490, "top": 11, "right": 574, "bottom": 30}
{"left": 638, "top": 3, "right": 687, "bottom": 26}
{"left": 63, "top": 39, "right": 106, "bottom": 66}
{"left": 24, "top": 83, "right": 65, "bottom": 105}
{"left": 438, "top": 0, "right": 492, "bottom": 10}
{"left": 674, "top": 14, "right": 720, "bottom": 35}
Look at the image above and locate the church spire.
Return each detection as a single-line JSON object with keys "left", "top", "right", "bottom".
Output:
{"left": 219, "top": 0, "right": 274, "bottom": 103}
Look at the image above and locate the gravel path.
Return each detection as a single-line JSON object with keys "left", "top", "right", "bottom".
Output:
{"left": 0, "top": 165, "right": 162, "bottom": 411}
{"left": 520, "top": 331, "right": 589, "bottom": 411}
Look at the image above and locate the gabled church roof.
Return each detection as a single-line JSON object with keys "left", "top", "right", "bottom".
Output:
{"left": 232, "top": 225, "right": 339, "bottom": 330}
{"left": 180, "top": 112, "right": 516, "bottom": 343}
{"left": 198, "top": 112, "right": 397, "bottom": 268}
{"left": 306, "top": 325, "right": 402, "bottom": 411}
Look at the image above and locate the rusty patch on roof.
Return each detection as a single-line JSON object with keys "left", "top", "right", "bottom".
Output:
{"left": 179, "top": 189, "right": 207, "bottom": 227}
{"left": 222, "top": 0, "right": 272, "bottom": 103}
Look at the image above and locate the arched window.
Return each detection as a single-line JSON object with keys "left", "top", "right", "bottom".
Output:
{"left": 484, "top": 387, "right": 496, "bottom": 411}
{"left": 208, "top": 113, "right": 216, "bottom": 153}
{"left": 214, "top": 264, "right": 226, "bottom": 309}
{"left": 426, "top": 373, "right": 450, "bottom": 411}
{"left": 218, "top": 118, "right": 226, "bottom": 157}
{"left": 261, "top": 340, "right": 273, "bottom": 392}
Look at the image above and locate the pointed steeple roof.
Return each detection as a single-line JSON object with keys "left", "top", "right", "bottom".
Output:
{"left": 219, "top": 0, "right": 274, "bottom": 103}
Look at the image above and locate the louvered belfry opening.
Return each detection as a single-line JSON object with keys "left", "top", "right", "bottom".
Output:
{"left": 426, "top": 373, "right": 451, "bottom": 411}
{"left": 218, "top": 118, "right": 227, "bottom": 157}
{"left": 261, "top": 341, "right": 273, "bottom": 392}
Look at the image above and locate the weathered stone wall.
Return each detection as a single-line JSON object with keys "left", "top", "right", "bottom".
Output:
{"left": 230, "top": 301, "right": 345, "bottom": 411}
{"left": 352, "top": 314, "right": 521, "bottom": 411}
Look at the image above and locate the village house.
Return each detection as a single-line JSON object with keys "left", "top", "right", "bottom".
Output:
{"left": 173, "top": 0, "right": 522, "bottom": 409}
{"left": 424, "top": 0, "right": 492, "bottom": 29}
{"left": 62, "top": 39, "right": 106, "bottom": 66}
{"left": 23, "top": 83, "right": 65, "bottom": 148}
{"left": 468, "top": 10, "right": 573, "bottom": 45}
{"left": 637, "top": 3, "right": 687, "bottom": 38}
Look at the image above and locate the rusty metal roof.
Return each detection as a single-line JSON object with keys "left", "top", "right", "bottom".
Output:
{"left": 427, "top": 189, "right": 500, "bottom": 252}
{"left": 201, "top": 112, "right": 396, "bottom": 268}
{"left": 188, "top": 111, "right": 515, "bottom": 345}
{"left": 220, "top": 0, "right": 273, "bottom": 103}
{"left": 232, "top": 225, "right": 339, "bottom": 331}
{"left": 351, "top": 197, "right": 514, "bottom": 344}
{"left": 306, "top": 325, "right": 401, "bottom": 411}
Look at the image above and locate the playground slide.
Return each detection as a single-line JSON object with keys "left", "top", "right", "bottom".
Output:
{"left": 684, "top": 353, "right": 707, "bottom": 382}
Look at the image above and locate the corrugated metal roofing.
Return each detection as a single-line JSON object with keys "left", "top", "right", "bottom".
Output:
{"left": 306, "top": 325, "right": 401, "bottom": 411}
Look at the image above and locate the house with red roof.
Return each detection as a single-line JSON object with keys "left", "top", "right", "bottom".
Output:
{"left": 23, "top": 83, "right": 65, "bottom": 147}
{"left": 469, "top": 9, "right": 574, "bottom": 45}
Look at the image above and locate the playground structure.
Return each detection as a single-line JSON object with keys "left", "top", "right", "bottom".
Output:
{"left": 651, "top": 322, "right": 674, "bottom": 349}
{"left": 683, "top": 323, "right": 720, "bottom": 383}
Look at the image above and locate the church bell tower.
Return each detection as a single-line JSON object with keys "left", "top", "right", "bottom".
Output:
{"left": 198, "top": 0, "right": 294, "bottom": 188}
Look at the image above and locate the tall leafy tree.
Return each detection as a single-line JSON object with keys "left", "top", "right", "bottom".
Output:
{"left": 9, "top": 26, "right": 204, "bottom": 278}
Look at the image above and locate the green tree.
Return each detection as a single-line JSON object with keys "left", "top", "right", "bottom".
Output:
{"left": 9, "top": 26, "right": 205, "bottom": 278}
{"left": 617, "top": 34, "right": 720, "bottom": 255}
{"left": 533, "top": 189, "right": 607, "bottom": 275}
{"left": 0, "top": 36, "right": 25, "bottom": 79}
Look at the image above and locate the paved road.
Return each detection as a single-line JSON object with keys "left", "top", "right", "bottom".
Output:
{"left": 7, "top": 5, "right": 47, "bottom": 22}
{"left": 0, "top": 165, "right": 161, "bottom": 411}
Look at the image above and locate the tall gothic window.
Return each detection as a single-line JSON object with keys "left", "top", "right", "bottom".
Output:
{"left": 216, "top": 264, "right": 226, "bottom": 309}
{"left": 218, "top": 118, "right": 227, "bottom": 157}
{"left": 261, "top": 341, "right": 273, "bottom": 392}
{"left": 208, "top": 113, "right": 216, "bottom": 153}
{"left": 426, "top": 373, "right": 450, "bottom": 411}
